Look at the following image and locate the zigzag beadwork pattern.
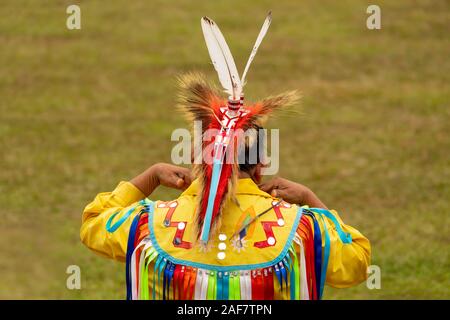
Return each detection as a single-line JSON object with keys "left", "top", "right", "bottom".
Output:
{"left": 254, "top": 201, "right": 292, "bottom": 248}
{"left": 157, "top": 201, "right": 192, "bottom": 249}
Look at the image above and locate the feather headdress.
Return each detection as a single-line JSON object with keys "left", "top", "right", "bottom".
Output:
{"left": 177, "top": 12, "right": 300, "bottom": 244}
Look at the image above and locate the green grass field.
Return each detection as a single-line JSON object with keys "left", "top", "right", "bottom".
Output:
{"left": 0, "top": 0, "right": 449, "bottom": 299}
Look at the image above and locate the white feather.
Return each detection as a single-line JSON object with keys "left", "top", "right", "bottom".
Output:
{"left": 241, "top": 11, "right": 272, "bottom": 86}
{"left": 201, "top": 17, "right": 238, "bottom": 97}
{"left": 209, "top": 18, "right": 242, "bottom": 97}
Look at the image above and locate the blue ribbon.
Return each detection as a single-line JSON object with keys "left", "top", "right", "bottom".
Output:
{"left": 316, "top": 213, "right": 330, "bottom": 299}
{"left": 274, "top": 265, "right": 283, "bottom": 291}
{"left": 106, "top": 206, "right": 136, "bottom": 233}
{"left": 280, "top": 262, "right": 288, "bottom": 291}
{"left": 163, "top": 262, "right": 176, "bottom": 300}
{"left": 217, "top": 272, "right": 223, "bottom": 300}
{"left": 222, "top": 272, "right": 230, "bottom": 300}
{"left": 309, "top": 208, "right": 352, "bottom": 243}
{"left": 157, "top": 257, "right": 167, "bottom": 300}
{"left": 153, "top": 256, "right": 163, "bottom": 300}
{"left": 125, "top": 213, "right": 140, "bottom": 300}
{"left": 201, "top": 159, "right": 223, "bottom": 242}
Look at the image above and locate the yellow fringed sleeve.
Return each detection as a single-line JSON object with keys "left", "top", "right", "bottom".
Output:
{"left": 304, "top": 209, "right": 371, "bottom": 288}
{"left": 80, "top": 181, "right": 145, "bottom": 262}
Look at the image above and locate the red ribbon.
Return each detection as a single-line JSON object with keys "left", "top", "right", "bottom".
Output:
{"left": 263, "top": 268, "right": 274, "bottom": 300}
{"left": 178, "top": 266, "right": 185, "bottom": 300}
{"left": 251, "top": 270, "right": 265, "bottom": 299}
{"left": 299, "top": 216, "right": 317, "bottom": 299}
{"left": 172, "top": 265, "right": 181, "bottom": 300}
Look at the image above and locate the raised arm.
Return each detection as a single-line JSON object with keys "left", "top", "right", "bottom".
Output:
{"left": 80, "top": 163, "right": 191, "bottom": 261}
{"left": 260, "top": 177, "right": 371, "bottom": 288}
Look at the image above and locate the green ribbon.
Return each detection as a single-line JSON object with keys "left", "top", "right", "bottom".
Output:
{"left": 233, "top": 273, "right": 241, "bottom": 300}
{"left": 157, "top": 259, "right": 167, "bottom": 300}
{"left": 289, "top": 244, "right": 300, "bottom": 300}
{"left": 228, "top": 272, "right": 240, "bottom": 300}
{"left": 207, "top": 271, "right": 216, "bottom": 300}
{"left": 153, "top": 256, "right": 163, "bottom": 300}
{"left": 229, "top": 273, "right": 235, "bottom": 300}
{"left": 140, "top": 259, "right": 147, "bottom": 299}
{"left": 141, "top": 247, "right": 158, "bottom": 300}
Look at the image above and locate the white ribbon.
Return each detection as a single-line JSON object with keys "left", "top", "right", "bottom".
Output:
{"left": 200, "top": 269, "right": 209, "bottom": 300}
{"left": 194, "top": 269, "right": 204, "bottom": 300}
{"left": 244, "top": 271, "right": 252, "bottom": 300}
{"left": 130, "top": 239, "right": 149, "bottom": 300}
{"left": 239, "top": 271, "right": 247, "bottom": 300}
{"left": 298, "top": 238, "right": 310, "bottom": 300}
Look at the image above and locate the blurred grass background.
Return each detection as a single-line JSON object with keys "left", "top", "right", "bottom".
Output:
{"left": 0, "top": 0, "right": 449, "bottom": 299}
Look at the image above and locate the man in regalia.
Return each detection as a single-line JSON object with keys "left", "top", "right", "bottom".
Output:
{"left": 81, "top": 13, "right": 371, "bottom": 300}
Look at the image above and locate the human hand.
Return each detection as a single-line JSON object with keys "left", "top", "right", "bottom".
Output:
{"left": 149, "top": 163, "right": 192, "bottom": 190}
{"left": 131, "top": 163, "right": 192, "bottom": 196}
{"left": 259, "top": 177, "right": 327, "bottom": 209}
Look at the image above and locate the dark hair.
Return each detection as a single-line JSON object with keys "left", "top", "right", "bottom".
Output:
{"left": 238, "top": 124, "right": 264, "bottom": 173}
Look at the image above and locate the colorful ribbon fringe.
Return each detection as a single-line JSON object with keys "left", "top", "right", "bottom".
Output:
{"left": 127, "top": 239, "right": 308, "bottom": 300}
{"left": 105, "top": 199, "right": 352, "bottom": 300}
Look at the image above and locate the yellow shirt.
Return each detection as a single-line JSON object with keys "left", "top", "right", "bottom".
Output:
{"left": 81, "top": 178, "right": 371, "bottom": 299}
